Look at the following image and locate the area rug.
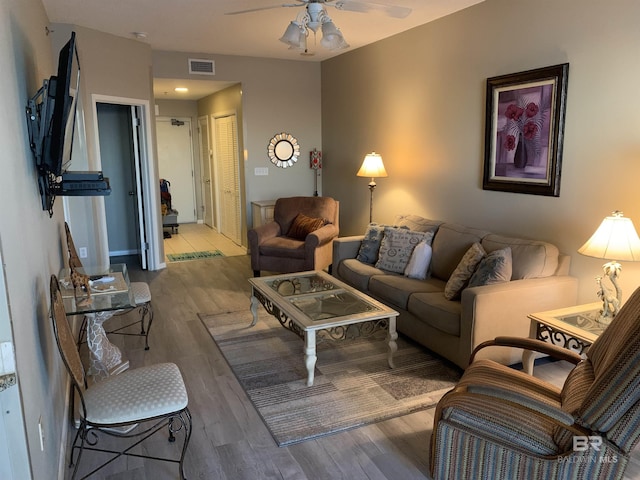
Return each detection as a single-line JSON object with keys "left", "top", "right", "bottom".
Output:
{"left": 166, "top": 250, "right": 224, "bottom": 262}
{"left": 198, "top": 308, "right": 462, "bottom": 446}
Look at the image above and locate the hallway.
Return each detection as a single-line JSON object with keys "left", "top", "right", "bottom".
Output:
{"left": 163, "top": 223, "right": 246, "bottom": 262}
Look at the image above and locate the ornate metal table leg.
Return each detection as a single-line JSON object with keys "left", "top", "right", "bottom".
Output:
{"left": 250, "top": 291, "right": 259, "bottom": 327}
{"left": 304, "top": 330, "right": 317, "bottom": 386}
{"left": 387, "top": 316, "right": 398, "bottom": 369}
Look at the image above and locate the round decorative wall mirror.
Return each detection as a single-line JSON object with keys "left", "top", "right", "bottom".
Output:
{"left": 268, "top": 132, "right": 300, "bottom": 168}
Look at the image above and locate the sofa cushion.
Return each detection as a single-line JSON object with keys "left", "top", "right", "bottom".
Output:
{"left": 370, "top": 274, "right": 444, "bottom": 310}
{"left": 337, "top": 258, "right": 385, "bottom": 291}
{"left": 481, "top": 234, "right": 559, "bottom": 279}
{"left": 404, "top": 240, "right": 433, "bottom": 280}
{"left": 394, "top": 214, "right": 443, "bottom": 233}
{"left": 259, "top": 236, "right": 305, "bottom": 258}
{"left": 430, "top": 224, "right": 490, "bottom": 281}
{"left": 375, "top": 228, "right": 434, "bottom": 274}
{"left": 468, "top": 246, "right": 512, "bottom": 287}
{"left": 356, "top": 223, "right": 388, "bottom": 264}
{"left": 408, "top": 292, "right": 462, "bottom": 336}
{"left": 444, "top": 242, "right": 486, "bottom": 300}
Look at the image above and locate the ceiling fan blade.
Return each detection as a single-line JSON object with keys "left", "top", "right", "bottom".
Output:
{"left": 332, "top": 0, "right": 411, "bottom": 18}
{"left": 225, "top": 4, "right": 302, "bottom": 15}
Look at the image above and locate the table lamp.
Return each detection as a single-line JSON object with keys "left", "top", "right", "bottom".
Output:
{"left": 578, "top": 210, "right": 640, "bottom": 324}
{"left": 357, "top": 152, "right": 387, "bottom": 223}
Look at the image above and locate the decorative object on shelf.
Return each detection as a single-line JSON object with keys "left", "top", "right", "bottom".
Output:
{"left": 225, "top": 1, "right": 411, "bottom": 55}
{"left": 578, "top": 210, "right": 640, "bottom": 324}
{"left": 310, "top": 148, "right": 322, "bottom": 196}
{"left": 357, "top": 152, "right": 387, "bottom": 223}
{"left": 483, "top": 63, "right": 569, "bottom": 197}
{"left": 268, "top": 132, "right": 300, "bottom": 168}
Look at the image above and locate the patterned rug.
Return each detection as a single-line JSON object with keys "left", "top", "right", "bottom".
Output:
{"left": 198, "top": 307, "right": 462, "bottom": 446}
{"left": 166, "top": 250, "right": 224, "bottom": 262}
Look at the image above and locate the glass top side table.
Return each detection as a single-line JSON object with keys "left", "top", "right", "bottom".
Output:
{"left": 523, "top": 302, "right": 605, "bottom": 374}
{"left": 58, "top": 263, "right": 135, "bottom": 379}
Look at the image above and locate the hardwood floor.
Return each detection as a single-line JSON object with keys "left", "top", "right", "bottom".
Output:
{"left": 63, "top": 255, "right": 640, "bottom": 479}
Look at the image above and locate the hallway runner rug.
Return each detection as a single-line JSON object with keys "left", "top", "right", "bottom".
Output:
{"left": 198, "top": 307, "right": 461, "bottom": 446}
{"left": 166, "top": 250, "right": 224, "bottom": 262}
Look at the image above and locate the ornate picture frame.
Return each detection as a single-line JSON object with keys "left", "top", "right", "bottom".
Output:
{"left": 483, "top": 63, "right": 569, "bottom": 197}
{"left": 268, "top": 132, "right": 300, "bottom": 168}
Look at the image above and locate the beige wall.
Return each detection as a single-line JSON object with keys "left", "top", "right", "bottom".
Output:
{"left": 321, "top": 0, "right": 640, "bottom": 304}
{"left": 0, "top": 1, "right": 66, "bottom": 478}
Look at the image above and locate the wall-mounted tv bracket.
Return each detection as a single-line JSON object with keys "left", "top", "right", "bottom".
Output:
{"left": 26, "top": 78, "right": 57, "bottom": 217}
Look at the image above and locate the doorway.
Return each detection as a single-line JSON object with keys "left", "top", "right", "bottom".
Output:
{"left": 96, "top": 102, "right": 148, "bottom": 269}
{"left": 156, "top": 117, "right": 197, "bottom": 224}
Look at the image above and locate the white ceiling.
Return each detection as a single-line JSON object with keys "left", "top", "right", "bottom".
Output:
{"left": 42, "top": 0, "right": 483, "bottom": 99}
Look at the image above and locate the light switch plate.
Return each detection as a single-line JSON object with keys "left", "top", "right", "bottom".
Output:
{"left": 0, "top": 342, "right": 15, "bottom": 375}
{"left": 254, "top": 167, "right": 269, "bottom": 176}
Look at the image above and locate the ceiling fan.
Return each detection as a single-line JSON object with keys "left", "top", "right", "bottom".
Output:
{"left": 226, "top": 1, "right": 412, "bottom": 54}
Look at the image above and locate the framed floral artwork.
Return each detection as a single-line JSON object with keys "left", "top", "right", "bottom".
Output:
{"left": 483, "top": 63, "right": 569, "bottom": 196}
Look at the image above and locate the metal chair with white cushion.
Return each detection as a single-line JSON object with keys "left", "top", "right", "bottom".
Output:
{"left": 50, "top": 275, "right": 191, "bottom": 479}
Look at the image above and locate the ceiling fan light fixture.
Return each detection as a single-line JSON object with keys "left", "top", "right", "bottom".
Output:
{"left": 279, "top": 21, "right": 305, "bottom": 47}
{"left": 320, "top": 21, "right": 349, "bottom": 50}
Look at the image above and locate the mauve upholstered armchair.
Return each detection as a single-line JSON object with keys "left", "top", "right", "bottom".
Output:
{"left": 248, "top": 196, "right": 339, "bottom": 277}
{"left": 430, "top": 286, "right": 640, "bottom": 480}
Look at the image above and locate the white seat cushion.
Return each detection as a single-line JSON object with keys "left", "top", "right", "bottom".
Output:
{"left": 83, "top": 363, "right": 188, "bottom": 424}
{"left": 131, "top": 282, "right": 151, "bottom": 305}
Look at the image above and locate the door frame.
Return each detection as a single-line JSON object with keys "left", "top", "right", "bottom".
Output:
{"left": 89, "top": 94, "right": 162, "bottom": 270}
{"left": 198, "top": 115, "right": 215, "bottom": 228}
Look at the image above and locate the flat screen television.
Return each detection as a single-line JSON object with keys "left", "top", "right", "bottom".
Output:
{"left": 26, "top": 31, "right": 110, "bottom": 216}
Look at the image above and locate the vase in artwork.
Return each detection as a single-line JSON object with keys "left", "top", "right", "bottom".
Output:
{"left": 513, "top": 133, "right": 528, "bottom": 168}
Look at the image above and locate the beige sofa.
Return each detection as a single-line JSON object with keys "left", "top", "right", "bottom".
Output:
{"left": 332, "top": 215, "right": 578, "bottom": 368}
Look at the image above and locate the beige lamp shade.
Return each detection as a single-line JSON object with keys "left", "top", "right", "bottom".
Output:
{"left": 578, "top": 211, "right": 640, "bottom": 261}
{"left": 357, "top": 152, "right": 388, "bottom": 178}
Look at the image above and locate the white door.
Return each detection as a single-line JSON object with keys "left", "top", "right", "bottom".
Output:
{"left": 199, "top": 116, "right": 215, "bottom": 228}
{"left": 214, "top": 114, "right": 241, "bottom": 244}
{"left": 156, "top": 117, "right": 197, "bottom": 223}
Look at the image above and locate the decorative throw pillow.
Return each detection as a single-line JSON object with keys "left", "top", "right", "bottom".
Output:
{"left": 375, "top": 228, "right": 434, "bottom": 274}
{"left": 356, "top": 223, "right": 386, "bottom": 264}
{"left": 287, "top": 213, "right": 326, "bottom": 240}
{"left": 468, "top": 247, "right": 513, "bottom": 288}
{"left": 404, "top": 240, "right": 433, "bottom": 280}
{"left": 444, "top": 242, "right": 486, "bottom": 300}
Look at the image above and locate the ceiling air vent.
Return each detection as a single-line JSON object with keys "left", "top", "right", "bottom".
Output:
{"left": 188, "top": 58, "right": 215, "bottom": 76}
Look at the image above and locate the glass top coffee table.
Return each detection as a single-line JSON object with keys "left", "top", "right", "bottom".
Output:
{"left": 249, "top": 270, "right": 399, "bottom": 386}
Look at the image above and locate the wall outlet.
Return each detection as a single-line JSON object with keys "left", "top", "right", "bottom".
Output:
{"left": 79, "top": 247, "right": 88, "bottom": 258}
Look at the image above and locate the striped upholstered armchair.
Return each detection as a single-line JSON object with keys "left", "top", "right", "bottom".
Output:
{"left": 431, "top": 286, "right": 640, "bottom": 479}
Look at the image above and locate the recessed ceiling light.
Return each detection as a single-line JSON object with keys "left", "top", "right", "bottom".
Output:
{"left": 174, "top": 87, "right": 189, "bottom": 93}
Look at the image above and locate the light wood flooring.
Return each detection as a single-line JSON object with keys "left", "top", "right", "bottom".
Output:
{"left": 163, "top": 223, "right": 246, "bottom": 262}
{"left": 64, "top": 255, "right": 640, "bottom": 479}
